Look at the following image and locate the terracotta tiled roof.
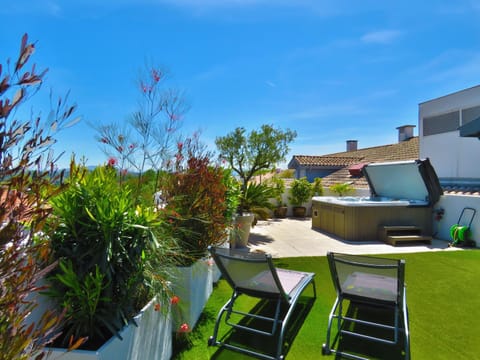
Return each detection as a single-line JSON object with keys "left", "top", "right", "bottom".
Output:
{"left": 323, "top": 136, "right": 418, "bottom": 163}
{"left": 290, "top": 137, "right": 418, "bottom": 167}
{"left": 291, "top": 137, "right": 419, "bottom": 190}
{"left": 321, "top": 168, "right": 370, "bottom": 189}
{"left": 442, "top": 186, "right": 480, "bottom": 196}
{"left": 289, "top": 155, "right": 364, "bottom": 167}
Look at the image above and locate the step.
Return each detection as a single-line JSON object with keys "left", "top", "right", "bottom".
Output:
{"left": 382, "top": 225, "right": 422, "bottom": 232}
{"left": 386, "top": 235, "right": 432, "bottom": 246}
{"left": 383, "top": 225, "right": 422, "bottom": 230}
{"left": 379, "top": 225, "right": 423, "bottom": 243}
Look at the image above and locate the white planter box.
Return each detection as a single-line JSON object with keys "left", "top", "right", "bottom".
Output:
{"left": 210, "top": 258, "right": 222, "bottom": 283}
{"left": 209, "top": 239, "right": 229, "bottom": 283}
{"left": 171, "top": 259, "right": 212, "bottom": 331}
{"left": 42, "top": 298, "right": 172, "bottom": 360}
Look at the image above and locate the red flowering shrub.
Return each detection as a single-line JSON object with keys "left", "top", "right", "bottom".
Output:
{"left": 0, "top": 33, "right": 83, "bottom": 359}
{"left": 161, "top": 138, "right": 228, "bottom": 266}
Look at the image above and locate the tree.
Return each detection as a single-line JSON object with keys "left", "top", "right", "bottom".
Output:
{"left": 215, "top": 124, "right": 296, "bottom": 213}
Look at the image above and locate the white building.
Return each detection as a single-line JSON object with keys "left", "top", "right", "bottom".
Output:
{"left": 419, "top": 85, "right": 480, "bottom": 245}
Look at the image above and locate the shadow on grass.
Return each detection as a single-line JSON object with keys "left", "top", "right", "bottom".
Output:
{"left": 328, "top": 302, "right": 409, "bottom": 360}
{"left": 210, "top": 293, "right": 316, "bottom": 359}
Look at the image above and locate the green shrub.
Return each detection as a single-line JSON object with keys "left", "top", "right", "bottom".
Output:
{"left": 268, "top": 176, "right": 286, "bottom": 206}
{"left": 313, "top": 177, "right": 324, "bottom": 196}
{"left": 289, "top": 177, "right": 313, "bottom": 206}
{"left": 329, "top": 183, "right": 354, "bottom": 196}
{"left": 241, "top": 182, "right": 276, "bottom": 222}
{"left": 47, "top": 165, "right": 165, "bottom": 348}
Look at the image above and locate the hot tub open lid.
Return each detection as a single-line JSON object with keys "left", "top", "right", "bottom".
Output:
{"left": 362, "top": 158, "right": 443, "bottom": 204}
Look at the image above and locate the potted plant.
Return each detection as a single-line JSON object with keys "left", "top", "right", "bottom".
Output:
{"left": 289, "top": 177, "right": 313, "bottom": 217}
{"left": 269, "top": 176, "right": 288, "bottom": 218}
{"left": 313, "top": 177, "right": 324, "bottom": 196}
{"left": 231, "top": 182, "right": 276, "bottom": 247}
{"left": 159, "top": 138, "right": 229, "bottom": 328}
{"left": 43, "top": 164, "right": 177, "bottom": 359}
{"left": 161, "top": 138, "right": 229, "bottom": 266}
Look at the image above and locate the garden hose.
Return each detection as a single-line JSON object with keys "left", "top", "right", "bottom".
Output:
{"left": 450, "top": 224, "right": 459, "bottom": 240}
{"left": 450, "top": 224, "right": 470, "bottom": 244}
{"left": 457, "top": 226, "right": 469, "bottom": 241}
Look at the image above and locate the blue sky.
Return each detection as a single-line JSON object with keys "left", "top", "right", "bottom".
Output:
{"left": 2, "top": 0, "right": 480, "bottom": 169}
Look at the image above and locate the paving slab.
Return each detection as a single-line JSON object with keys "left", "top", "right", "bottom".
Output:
{"left": 247, "top": 217, "right": 459, "bottom": 258}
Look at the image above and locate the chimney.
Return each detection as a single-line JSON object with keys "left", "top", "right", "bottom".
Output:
{"left": 346, "top": 140, "right": 358, "bottom": 152}
{"left": 397, "top": 125, "right": 415, "bottom": 142}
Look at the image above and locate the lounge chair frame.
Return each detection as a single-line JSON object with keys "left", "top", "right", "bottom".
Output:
{"left": 208, "top": 246, "right": 316, "bottom": 360}
{"left": 322, "top": 252, "right": 410, "bottom": 360}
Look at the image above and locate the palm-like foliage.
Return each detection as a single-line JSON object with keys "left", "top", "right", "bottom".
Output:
{"left": 241, "top": 182, "right": 276, "bottom": 222}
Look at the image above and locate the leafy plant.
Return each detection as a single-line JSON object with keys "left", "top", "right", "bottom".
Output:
{"left": 0, "top": 33, "right": 83, "bottom": 359}
{"left": 313, "top": 177, "right": 324, "bottom": 196}
{"left": 268, "top": 176, "right": 286, "bottom": 206}
{"left": 222, "top": 168, "right": 241, "bottom": 225}
{"left": 44, "top": 261, "right": 111, "bottom": 344}
{"left": 289, "top": 177, "right": 313, "bottom": 206}
{"left": 329, "top": 183, "right": 354, "bottom": 196}
{"left": 241, "top": 182, "right": 276, "bottom": 223}
{"left": 161, "top": 139, "right": 228, "bottom": 266}
{"left": 47, "top": 165, "right": 161, "bottom": 348}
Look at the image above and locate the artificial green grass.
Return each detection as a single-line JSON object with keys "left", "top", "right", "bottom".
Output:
{"left": 172, "top": 250, "right": 480, "bottom": 360}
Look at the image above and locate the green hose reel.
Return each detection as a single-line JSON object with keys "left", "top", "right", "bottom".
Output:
{"left": 449, "top": 224, "right": 470, "bottom": 243}
{"left": 449, "top": 207, "right": 476, "bottom": 247}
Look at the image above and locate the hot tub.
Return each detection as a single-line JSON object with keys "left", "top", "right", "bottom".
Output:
{"left": 312, "top": 159, "right": 443, "bottom": 241}
{"left": 316, "top": 196, "right": 428, "bottom": 207}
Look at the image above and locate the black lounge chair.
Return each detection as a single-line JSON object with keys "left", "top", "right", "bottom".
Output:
{"left": 322, "top": 252, "right": 410, "bottom": 360}
{"left": 208, "top": 246, "right": 316, "bottom": 360}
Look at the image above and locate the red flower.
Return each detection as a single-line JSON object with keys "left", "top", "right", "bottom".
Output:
{"left": 179, "top": 323, "right": 190, "bottom": 333}
{"left": 154, "top": 303, "right": 161, "bottom": 312}
{"left": 100, "top": 137, "right": 109, "bottom": 144}
{"left": 170, "top": 113, "right": 180, "bottom": 121}
{"left": 152, "top": 69, "right": 161, "bottom": 82}
{"left": 170, "top": 295, "right": 180, "bottom": 305}
{"left": 107, "top": 157, "right": 117, "bottom": 167}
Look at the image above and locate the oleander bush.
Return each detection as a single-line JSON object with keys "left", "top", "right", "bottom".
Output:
{"left": 46, "top": 164, "right": 178, "bottom": 349}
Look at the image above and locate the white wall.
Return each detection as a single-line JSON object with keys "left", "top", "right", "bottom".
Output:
{"left": 420, "top": 130, "right": 480, "bottom": 179}
{"left": 419, "top": 85, "right": 480, "bottom": 179}
{"left": 419, "top": 86, "right": 480, "bottom": 247}
{"left": 433, "top": 195, "right": 480, "bottom": 246}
